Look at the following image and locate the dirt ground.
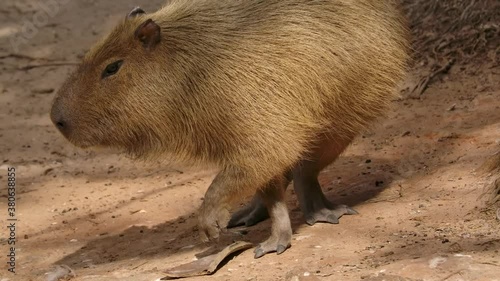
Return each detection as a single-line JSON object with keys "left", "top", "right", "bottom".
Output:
{"left": 0, "top": 1, "right": 499, "bottom": 281}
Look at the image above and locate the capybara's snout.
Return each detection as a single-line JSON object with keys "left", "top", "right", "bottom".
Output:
{"left": 50, "top": 98, "right": 71, "bottom": 139}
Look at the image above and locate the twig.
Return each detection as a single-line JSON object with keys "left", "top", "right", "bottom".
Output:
{"left": 433, "top": 36, "right": 453, "bottom": 58}
{"left": 479, "top": 261, "right": 500, "bottom": 267}
{"left": 460, "top": 0, "right": 476, "bottom": 21}
{"left": 440, "top": 270, "right": 464, "bottom": 281}
{"left": 0, "top": 53, "right": 55, "bottom": 61}
{"left": 20, "top": 62, "right": 79, "bottom": 70}
{"left": 408, "top": 58, "right": 456, "bottom": 98}
{"left": 132, "top": 260, "right": 149, "bottom": 270}
{"left": 0, "top": 53, "right": 79, "bottom": 70}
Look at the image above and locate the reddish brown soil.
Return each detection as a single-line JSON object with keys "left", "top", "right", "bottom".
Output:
{"left": 0, "top": 1, "right": 499, "bottom": 280}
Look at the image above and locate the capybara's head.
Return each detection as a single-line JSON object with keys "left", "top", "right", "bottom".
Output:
{"left": 50, "top": 8, "right": 171, "bottom": 156}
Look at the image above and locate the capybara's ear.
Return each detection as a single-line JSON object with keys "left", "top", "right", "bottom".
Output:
{"left": 134, "top": 19, "right": 161, "bottom": 50}
{"left": 127, "top": 6, "right": 146, "bottom": 18}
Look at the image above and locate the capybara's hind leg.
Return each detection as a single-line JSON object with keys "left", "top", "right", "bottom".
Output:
{"left": 228, "top": 134, "right": 358, "bottom": 227}
{"left": 293, "top": 170, "right": 357, "bottom": 225}
{"left": 253, "top": 175, "right": 292, "bottom": 258}
{"left": 227, "top": 171, "right": 292, "bottom": 228}
{"left": 227, "top": 195, "right": 269, "bottom": 227}
{"left": 293, "top": 135, "right": 357, "bottom": 225}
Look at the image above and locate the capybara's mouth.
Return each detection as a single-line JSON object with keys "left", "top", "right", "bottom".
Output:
{"left": 62, "top": 133, "right": 100, "bottom": 149}
{"left": 68, "top": 139, "right": 123, "bottom": 154}
{"left": 67, "top": 139, "right": 94, "bottom": 149}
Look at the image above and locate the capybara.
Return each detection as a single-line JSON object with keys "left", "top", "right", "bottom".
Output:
{"left": 50, "top": 0, "right": 409, "bottom": 258}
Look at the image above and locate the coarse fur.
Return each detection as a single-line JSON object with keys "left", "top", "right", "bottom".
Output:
{"left": 51, "top": 0, "right": 409, "bottom": 255}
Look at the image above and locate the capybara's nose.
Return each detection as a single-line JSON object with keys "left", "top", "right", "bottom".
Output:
{"left": 55, "top": 119, "right": 66, "bottom": 131}
{"left": 50, "top": 101, "right": 70, "bottom": 137}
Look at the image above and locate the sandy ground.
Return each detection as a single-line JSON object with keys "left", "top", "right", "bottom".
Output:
{"left": 0, "top": 1, "right": 499, "bottom": 281}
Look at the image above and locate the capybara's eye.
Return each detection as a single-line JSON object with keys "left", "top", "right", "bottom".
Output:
{"left": 102, "top": 60, "right": 124, "bottom": 79}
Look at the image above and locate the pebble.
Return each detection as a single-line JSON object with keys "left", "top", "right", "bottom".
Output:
{"left": 32, "top": 87, "right": 55, "bottom": 94}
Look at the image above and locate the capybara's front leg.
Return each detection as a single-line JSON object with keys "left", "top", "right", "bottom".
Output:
{"left": 253, "top": 175, "right": 292, "bottom": 258}
{"left": 198, "top": 167, "right": 255, "bottom": 241}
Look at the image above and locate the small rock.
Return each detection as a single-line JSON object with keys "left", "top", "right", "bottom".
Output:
{"left": 449, "top": 242, "right": 462, "bottom": 252}
{"left": 43, "top": 168, "right": 54, "bottom": 176}
{"left": 32, "top": 87, "right": 54, "bottom": 94}
{"left": 45, "top": 265, "right": 75, "bottom": 281}
{"left": 294, "top": 235, "right": 311, "bottom": 241}
{"left": 381, "top": 251, "right": 395, "bottom": 257}
{"left": 237, "top": 229, "right": 249, "bottom": 235}
{"left": 180, "top": 244, "right": 195, "bottom": 250}
{"left": 428, "top": 256, "right": 447, "bottom": 268}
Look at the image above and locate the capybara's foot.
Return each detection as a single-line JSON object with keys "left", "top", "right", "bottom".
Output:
{"left": 293, "top": 175, "right": 357, "bottom": 225}
{"left": 304, "top": 203, "right": 357, "bottom": 225}
{"left": 253, "top": 203, "right": 292, "bottom": 259}
{"left": 254, "top": 226, "right": 292, "bottom": 258}
{"left": 198, "top": 203, "right": 231, "bottom": 242}
{"left": 253, "top": 176, "right": 292, "bottom": 258}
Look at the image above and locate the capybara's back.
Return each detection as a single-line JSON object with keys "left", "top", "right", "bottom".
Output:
{"left": 50, "top": 0, "right": 409, "bottom": 258}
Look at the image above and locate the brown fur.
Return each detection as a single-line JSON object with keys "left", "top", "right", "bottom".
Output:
{"left": 51, "top": 0, "right": 410, "bottom": 252}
